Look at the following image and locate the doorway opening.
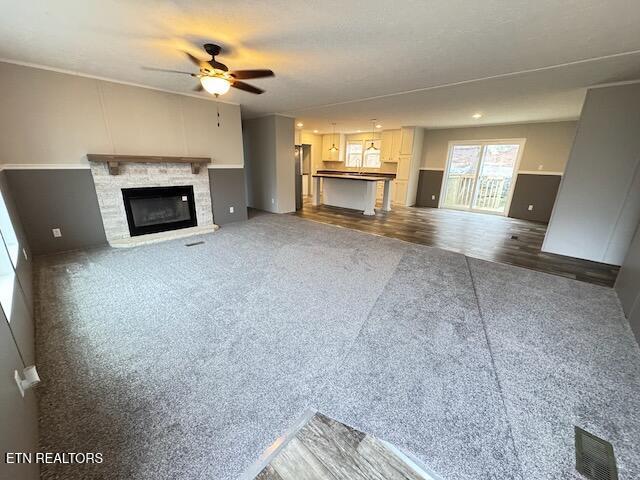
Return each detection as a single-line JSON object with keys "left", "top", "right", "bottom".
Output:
{"left": 295, "top": 144, "right": 312, "bottom": 210}
{"left": 440, "top": 139, "right": 525, "bottom": 215}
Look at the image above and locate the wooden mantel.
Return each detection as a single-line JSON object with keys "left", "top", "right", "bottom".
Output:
{"left": 86, "top": 154, "right": 212, "bottom": 175}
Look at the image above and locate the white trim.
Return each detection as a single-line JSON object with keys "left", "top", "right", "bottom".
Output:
{"left": 0, "top": 58, "right": 240, "bottom": 106}
{"left": 0, "top": 163, "right": 90, "bottom": 170}
{"left": 207, "top": 164, "right": 244, "bottom": 169}
{"left": 517, "top": 170, "right": 563, "bottom": 176}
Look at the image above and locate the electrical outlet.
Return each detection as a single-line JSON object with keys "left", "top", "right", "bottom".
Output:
{"left": 229, "top": 206, "right": 234, "bottom": 214}
{"left": 431, "top": 195, "right": 436, "bottom": 200}
{"left": 528, "top": 205, "right": 534, "bottom": 211}
{"left": 537, "top": 164, "right": 543, "bottom": 170}
{"left": 271, "top": 198, "right": 275, "bottom": 204}
{"left": 52, "top": 228, "right": 62, "bottom": 238}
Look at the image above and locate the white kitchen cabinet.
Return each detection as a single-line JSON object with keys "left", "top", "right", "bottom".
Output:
{"left": 380, "top": 129, "right": 402, "bottom": 163}
{"left": 380, "top": 130, "right": 393, "bottom": 163}
{"left": 400, "top": 127, "right": 414, "bottom": 155}
{"left": 322, "top": 134, "right": 340, "bottom": 162}
{"left": 393, "top": 180, "right": 408, "bottom": 205}
{"left": 391, "top": 130, "right": 401, "bottom": 162}
{"left": 396, "top": 154, "right": 412, "bottom": 180}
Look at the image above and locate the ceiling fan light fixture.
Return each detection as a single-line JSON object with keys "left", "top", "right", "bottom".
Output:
{"left": 200, "top": 75, "right": 231, "bottom": 95}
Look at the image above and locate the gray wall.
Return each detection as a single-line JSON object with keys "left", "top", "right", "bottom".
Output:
{"left": 275, "top": 115, "right": 296, "bottom": 214}
{"left": 415, "top": 170, "right": 443, "bottom": 208}
{"left": 414, "top": 169, "right": 561, "bottom": 223}
{"left": 615, "top": 223, "right": 640, "bottom": 342}
{"left": 243, "top": 115, "right": 295, "bottom": 213}
{"left": 508, "top": 174, "right": 561, "bottom": 223}
{"left": 243, "top": 116, "right": 277, "bottom": 212}
{"left": 543, "top": 83, "right": 640, "bottom": 265}
{"left": 0, "top": 308, "right": 39, "bottom": 480}
{"left": 4, "top": 169, "right": 107, "bottom": 255}
{"left": 209, "top": 168, "right": 248, "bottom": 224}
{"left": 4, "top": 168, "right": 249, "bottom": 254}
{"left": 0, "top": 175, "right": 39, "bottom": 480}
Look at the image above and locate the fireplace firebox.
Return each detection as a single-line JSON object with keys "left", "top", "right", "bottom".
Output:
{"left": 122, "top": 185, "right": 197, "bottom": 236}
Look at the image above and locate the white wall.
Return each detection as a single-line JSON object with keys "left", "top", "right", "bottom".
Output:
{"left": 543, "top": 83, "right": 640, "bottom": 265}
{"left": 0, "top": 62, "right": 244, "bottom": 167}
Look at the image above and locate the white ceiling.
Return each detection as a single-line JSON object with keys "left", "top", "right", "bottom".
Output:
{"left": 1, "top": 0, "right": 640, "bottom": 132}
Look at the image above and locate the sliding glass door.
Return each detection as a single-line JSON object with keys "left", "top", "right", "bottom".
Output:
{"left": 441, "top": 139, "right": 524, "bottom": 215}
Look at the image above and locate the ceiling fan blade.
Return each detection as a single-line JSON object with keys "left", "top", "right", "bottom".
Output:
{"left": 142, "top": 66, "right": 195, "bottom": 75}
{"left": 193, "top": 83, "right": 204, "bottom": 92}
{"left": 230, "top": 69, "right": 274, "bottom": 79}
{"left": 209, "top": 60, "right": 228, "bottom": 72}
{"left": 231, "top": 80, "right": 264, "bottom": 95}
{"left": 184, "top": 52, "right": 209, "bottom": 71}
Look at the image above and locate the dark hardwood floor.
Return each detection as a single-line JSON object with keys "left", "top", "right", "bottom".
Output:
{"left": 294, "top": 198, "right": 619, "bottom": 287}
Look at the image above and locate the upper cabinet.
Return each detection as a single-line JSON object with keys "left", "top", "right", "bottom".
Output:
{"left": 380, "top": 131, "right": 393, "bottom": 162}
{"left": 322, "top": 134, "right": 341, "bottom": 162}
{"left": 400, "top": 127, "right": 414, "bottom": 155}
{"left": 380, "top": 129, "right": 402, "bottom": 163}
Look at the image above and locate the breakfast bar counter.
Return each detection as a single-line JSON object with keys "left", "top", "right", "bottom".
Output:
{"left": 312, "top": 172, "right": 394, "bottom": 215}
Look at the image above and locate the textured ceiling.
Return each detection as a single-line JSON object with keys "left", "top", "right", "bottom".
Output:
{"left": 1, "top": 0, "right": 640, "bottom": 131}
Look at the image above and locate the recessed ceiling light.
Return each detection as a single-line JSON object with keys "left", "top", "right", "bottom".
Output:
{"left": 356, "top": 130, "right": 362, "bottom": 133}
{"left": 375, "top": 124, "right": 382, "bottom": 129}
{"left": 296, "top": 122, "right": 304, "bottom": 127}
{"left": 313, "top": 129, "right": 319, "bottom": 133}
{"left": 472, "top": 113, "right": 482, "bottom": 119}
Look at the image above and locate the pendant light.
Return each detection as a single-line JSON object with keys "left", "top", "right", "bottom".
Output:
{"left": 329, "top": 123, "right": 338, "bottom": 152}
{"left": 366, "top": 119, "right": 379, "bottom": 151}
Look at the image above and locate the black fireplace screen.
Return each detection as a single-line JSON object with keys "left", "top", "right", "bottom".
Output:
{"left": 122, "top": 186, "right": 197, "bottom": 236}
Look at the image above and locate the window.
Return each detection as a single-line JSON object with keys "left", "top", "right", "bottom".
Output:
{"left": 345, "top": 139, "right": 381, "bottom": 168}
{"left": 363, "top": 140, "right": 381, "bottom": 168}
{"left": 0, "top": 191, "right": 19, "bottom": 268}
{"left": 345, "top": 141, "right": 363, "bottom": 167}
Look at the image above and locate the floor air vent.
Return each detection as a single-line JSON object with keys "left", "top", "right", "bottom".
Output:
{"left": 575, "top": 426, "right": 618, "bottom": 480}
{"left": 185, "top": 241, "right": 205, "bottom": 247}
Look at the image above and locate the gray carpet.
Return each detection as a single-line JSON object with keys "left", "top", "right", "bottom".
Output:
{"left": 35, "top": 213, "right": 640, "bottom": 480}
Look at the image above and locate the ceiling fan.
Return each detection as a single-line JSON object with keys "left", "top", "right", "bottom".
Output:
{"left": 149, "top": 43, "right": 274, "bottom": 96}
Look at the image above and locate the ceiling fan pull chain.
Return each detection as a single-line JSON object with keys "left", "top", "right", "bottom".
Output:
{"left": 215, "top": 95, "right": 221, "bottom": 127}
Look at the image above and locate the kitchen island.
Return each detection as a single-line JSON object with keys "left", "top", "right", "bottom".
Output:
{"left": 312, "top": 172, "right": 394, "bottom": 215}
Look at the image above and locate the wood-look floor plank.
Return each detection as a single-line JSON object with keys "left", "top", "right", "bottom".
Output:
{"left": 295, "top": 415, "right": 388, "bottom": 480}
{"left": 270, "top": 437, "right": 337, "bottom": 480}
{"left": 356, "top": 436, "right": 429, "bottom": 480}
{"left": 294, "top": 199, "right": 619, "bottom": 287}
{"left": 255, "top": 464, "right": 285, "bottom": 480}
{"left": 253, "top": 413, "right": 436, "bottom": 480}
